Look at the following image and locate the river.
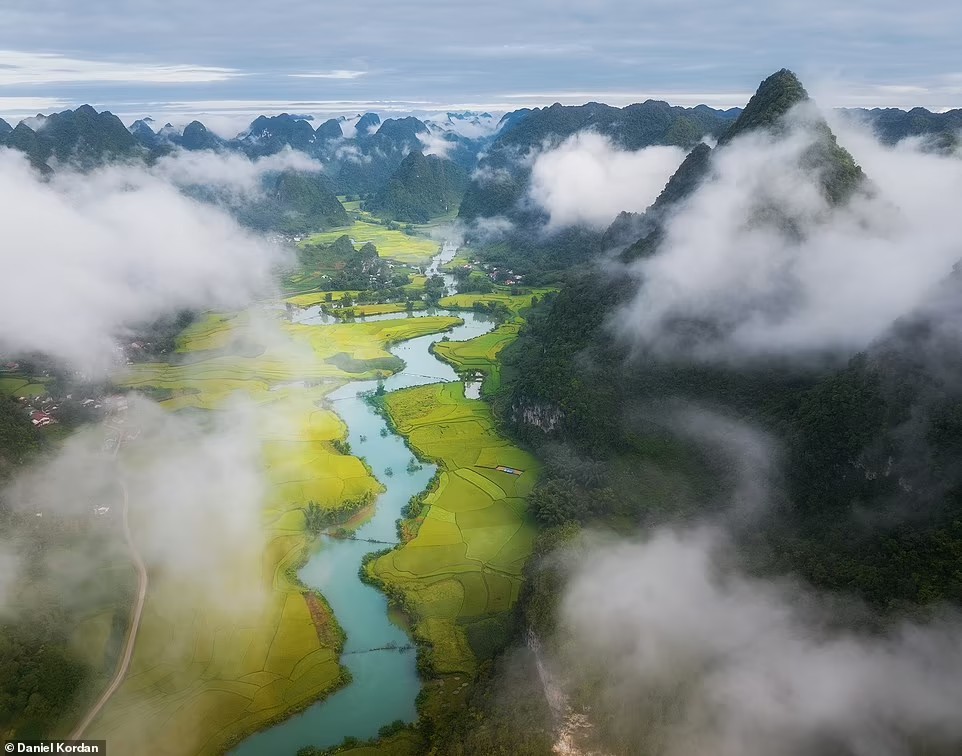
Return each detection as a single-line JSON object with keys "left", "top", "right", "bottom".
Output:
{"left": 234, "top": 242, "right": 491, "bottom": 754}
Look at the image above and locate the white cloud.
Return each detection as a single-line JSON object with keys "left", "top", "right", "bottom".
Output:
{"left": 289, "top": 70, "right": 367, "bottom": 80}
{"left": 617, "top": 106, "right": 962, "bottom": 360}
{"left": 0, "top": 148, "right": 287, "bottom": 372}
{"left": 0, "top": 97, "right": 70, "bottom": 120}
{"left": 557, "top": 526, "right": 962, "bottom": 756}
{"left": 529, "top": 132, "right": 685, "bottom": 229}
{"left": 418, "top": 131, "right": 454, "bottom": 158}
{"left": 0, "top": 50, "right": 239, "bottom": 85}
{"left": 151, "top": 147, "right": 322, "bottom": 196}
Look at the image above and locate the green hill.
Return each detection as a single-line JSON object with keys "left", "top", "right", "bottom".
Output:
{"left": 368, "top": 149, "right": 468, "bottom": 222}
{"left": 240, "top": 171, "right": 350, "bottom": 233}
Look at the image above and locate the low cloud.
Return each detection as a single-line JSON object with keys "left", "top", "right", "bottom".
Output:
{"left": 0, "top": 148, "right": 287, "bottom": 372}
{"left": 418, "top": 131, "right": 454, "bottom": 158}
{"left": 4, "top": 393, "right": 272, "bottom": 622}
{"left": 528, "top": 132, "right": 685, "bottom": 229}
{"left": 151, "top": 146, "right": 322, "bottom": 196}
{"left": 334, "top": 142, "right": 370, "bottom": 163}
{"left": 617, "top": 107, "right": 962, "bottom": 361}
{"left": 556, "top": 526, "right": 962, "bottom": 756}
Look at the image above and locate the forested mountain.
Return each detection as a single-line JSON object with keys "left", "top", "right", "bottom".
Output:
{"left": 333, "top": 116, "right": 431, "bottom": 195}
{"left": 0, "top": 105, "right": 138, "bottom": 171}
{"left": 436, "top": 68, "right": 962, "bottom": 755}
{"left": 237, "top": 113, "right": 339, "bottom": 156}
{"left": 494, "top": 68, "right": 961, "bottom": 612}
{"left": 368, "top": 149, "right": 468, "bottom": 222}
{"left": 453, "top": 99, "right": 741, "bottom": 282}
{"left": 178, "top": 120, "right": 227, "bottom": 152}
{"left": 850, "top": 106, "right": 962, "bottom": 151}
{"left": 0, "top": 118, "right": 11, "bottom": 137}
{"left": 458, "top": 99, "right": 738, "bottom": 224}
{"left": 237, "top": 171, "right": 349, "bottom": 233}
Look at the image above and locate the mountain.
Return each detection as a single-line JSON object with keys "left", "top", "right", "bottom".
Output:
{"left": 18, "top": 105, "right": 141, "bottom": 170}
{"left": 718, "top": 68, "right": 808, "bottom": 143}
{"left": 238, "top": 171, "right": 349, "bottom": 233}
{"left": 0, "top": 118, "right": 11, "bottom": 138}
{"left": 238, "top": 114, "right": 317, "bottom": 156}
{"left": 492, "top": 70, "right": 957, "bottom": 615}
{"left": 2, "top": 123, "right": 51, "bottom": 172}
{"left": 334, "top": 116, "right": 430, "bottom": 195}
{"left": 847, "top": 106, "right": 962, "bottom": 152}
{"left": 616, "top": 69, "right": 863, "bottom": 263}
{"left": 179, "top": 121, "right": 227, "bottom": 151}
{"left": 314, "top": 118, "right": 343, "bottom": 143}
{"left": 496, "top": 108, "right": 532, "bottom": 136}
{"left": 458, "top": 99, "right": 735, "bottom": 226}
{"left": 369, "top": 149, "right": 469, "bottom": 222}
{"left": 354, "top": 112, "right": 381, "bottom": 136}
{"left": 128, "top": 118, "right": 159, "bottom": 148}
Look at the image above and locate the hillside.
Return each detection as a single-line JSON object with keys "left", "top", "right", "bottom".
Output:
{"left": 458, "top": 99, "right": 737, "bottom": 225}
{"left": 494, "top": 69, "right": 962, "bottom": 610}
{"left": 368, "top": 149, "right": 468, "bottom": 222}
{"left": 239, "top": 171, "right": 350, "bottom": 233}
{"left": 0, "top": 105, "right": 140, "bottom": 171}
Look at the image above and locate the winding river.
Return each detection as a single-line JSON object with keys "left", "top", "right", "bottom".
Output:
{"left": 235, "top": 243, "right": 493, "bottom": 754}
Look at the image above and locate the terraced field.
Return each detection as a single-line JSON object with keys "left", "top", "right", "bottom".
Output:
{"left": 369, "top": 382, "right": 538, "bottom": 682}
{"left": 91, "top": 308, "right": 461, "bottom": 755}
{"left": 300, "top": 221, "right": 439, "bottom": 266}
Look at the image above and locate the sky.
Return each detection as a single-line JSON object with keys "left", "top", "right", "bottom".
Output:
{"left": 1, "top": 0, "right": 962, "bottom": 126}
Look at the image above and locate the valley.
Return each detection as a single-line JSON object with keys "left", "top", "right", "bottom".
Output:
{"left": 1, "top": 49, "right": 962, "bottom": 756}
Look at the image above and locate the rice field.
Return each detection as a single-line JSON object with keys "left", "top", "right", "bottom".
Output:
{"left": 92, "top": 308, "right": 462, "bottom": 755}
{"left": 438, "top": 288, "right": 555, "bottom": 317}
{"left": 300, "top": 221, "right": 440, "bottom": 266}
{"left": 369, "top": 382, "right": 538, "bottom": 678}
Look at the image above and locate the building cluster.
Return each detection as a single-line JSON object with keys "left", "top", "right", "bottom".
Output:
{"left": 463, "top": 261, "right": 525, "bottom": 286}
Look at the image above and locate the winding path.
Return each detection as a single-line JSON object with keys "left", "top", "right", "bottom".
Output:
{"left": 69, "top": 441, "right": 148, "bottom": 739}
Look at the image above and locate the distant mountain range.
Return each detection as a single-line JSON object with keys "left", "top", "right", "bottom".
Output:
{"left": 0, "top": 99, "right": 958, "bottom": 236}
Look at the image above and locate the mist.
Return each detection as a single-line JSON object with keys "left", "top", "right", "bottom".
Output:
{"left": 150, "top": 146, "right": 322, "bottom": 197}
{"left": 616, "top": 105, "right": 962, "bottom": 361}
{"left": 529, "top": 133, "right": 685, "bottom": 230}
{"left": 0, "top": 148, "right": 289, "bottom": 373}
{"left": 4, "top": 395, "right": 272, "bottom": 618}
{"left": 543, "top": 406, "right": 962, "bottom": 755}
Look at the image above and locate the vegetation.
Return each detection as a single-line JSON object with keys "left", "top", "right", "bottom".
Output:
{"left": 299, "top": 221, "right": 439, "bottom": 266}
{"left": 368, "top": 381, "right": 539, "bottom": 742}
{"left": 240, "top": 171, "right": 350, "bottom": 233}
{"left": 369, "top": 151, "right": 468, "bottom": 223}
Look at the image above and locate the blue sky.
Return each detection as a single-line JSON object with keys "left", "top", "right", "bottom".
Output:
{"left": 1, "top": 0, "right": 961, "bottom": 127}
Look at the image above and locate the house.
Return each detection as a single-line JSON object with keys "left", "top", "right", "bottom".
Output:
{"left": 30, "top": 411, "right": 54, "bottom": 427}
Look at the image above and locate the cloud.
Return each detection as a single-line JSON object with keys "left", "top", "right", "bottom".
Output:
{"left": 0, "top": 148, "right": 287, "bottom": 373}
{"left": 616, "top": 107, "right": 962, "bottom": 360}
{"left": 150, "top": 146, "right": 322, "bottom": 196}
{"left": 469, "top": 215, "right": 515, "bottom": 242}
{"left": 0, "top": 49, "right": 239, "bottom": 85}
{"left": 418, "top": 131, "right": 454, "bottom": 158}
{"left": 334, "top": 142, "right": 370, "bottom": 163}
{"left": 555, "top": 526, "right": 962, "bottom": 756}
{"left": 3, "top": 393, "right": 273, "bottom": 622}
{"left": 423, "top": 112, "right": 501, "bottom": 139}
{"left": 289, "top": 70, "right": 367, "bottom": 80}
{"left": 528, "top": 132, "right": 685, "bottom": 229}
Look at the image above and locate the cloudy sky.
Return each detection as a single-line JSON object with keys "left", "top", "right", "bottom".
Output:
{"left": 1, "top": 0, "right": 961, "bottom": 123}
